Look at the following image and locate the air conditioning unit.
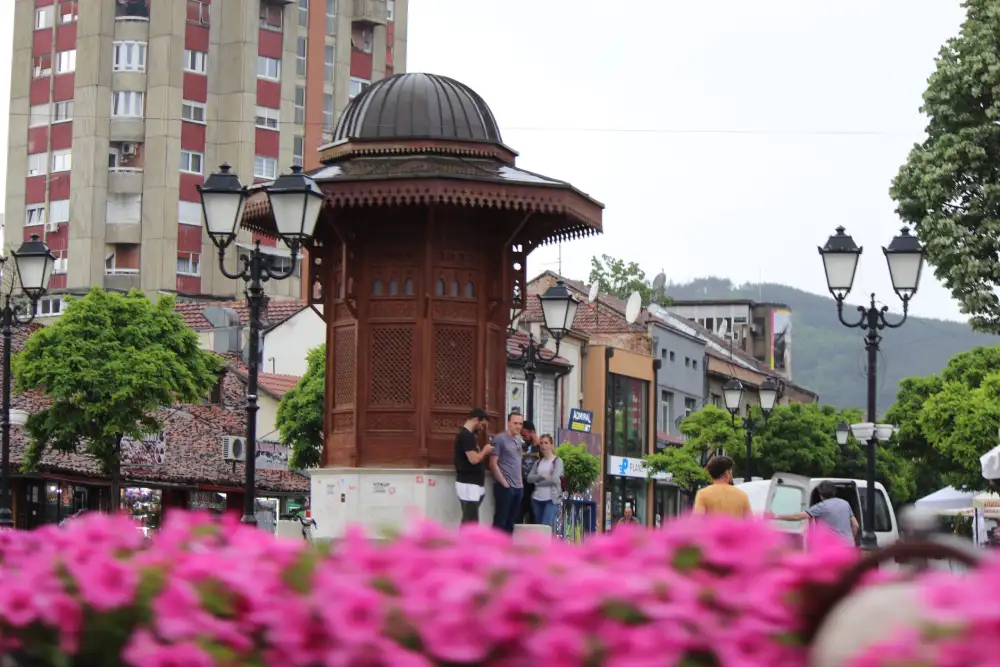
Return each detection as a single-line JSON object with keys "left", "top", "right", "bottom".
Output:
{"left": 44, "top": 222, "right": 59, "bottom": 233}
{"left": 120, "top": 142, "right": 137, "bottom": 156}
{"left": 222, "top": 435, "right": 247, "bottom": 462}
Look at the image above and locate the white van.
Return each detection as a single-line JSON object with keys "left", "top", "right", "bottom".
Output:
{"left": 739, "top": 474, "right": 899, "bottom": 547}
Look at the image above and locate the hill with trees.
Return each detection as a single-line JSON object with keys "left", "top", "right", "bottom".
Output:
{"left": 662, "top": 278, "right": 1000, "bottom": 412}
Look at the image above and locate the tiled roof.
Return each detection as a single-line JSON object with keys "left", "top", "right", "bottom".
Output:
{"left": 174, "top": 298, "right": 307, "bottom": 331}
{"left": 3, "top": 337, "right": 308, "bottom": 494}
{"left": 523, "top": 273, "right": 645, "bottom": 334}
{"left": 226, "top": 360, "right": 303, "bottom": 399}
{"left": 506, "top": 331, "right": 572, "bottom": 368}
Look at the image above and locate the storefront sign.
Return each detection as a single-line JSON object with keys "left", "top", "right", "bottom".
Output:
{"left": 255, "top": 440, "right": 291, "bottom": 471}
{"left": 607, "top": 455, "right": 672, "bottom": 481}
{"left": 568, "top": 409, "right": 594, "bottom": 432}
{"left": 121, "top": 433, "right": 167, "bottom": 466}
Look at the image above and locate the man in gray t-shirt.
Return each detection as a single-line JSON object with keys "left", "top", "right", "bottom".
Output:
{"left": 489, "top": 412, "right": 524, "bottom": 533}
{"left": 774, "top": 481, "right": 859, "bottom": 544}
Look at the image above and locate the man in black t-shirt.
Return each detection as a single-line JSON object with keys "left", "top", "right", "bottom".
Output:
{"left": 518, "top": 421, "right": 540, "bottom": 524}
{"left": 454, "top": 408, "right": 493, "bottom": 523}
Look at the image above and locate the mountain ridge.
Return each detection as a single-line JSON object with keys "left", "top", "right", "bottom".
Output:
{"left": 662, "top": 278, "right": 1000, "bottom": 411}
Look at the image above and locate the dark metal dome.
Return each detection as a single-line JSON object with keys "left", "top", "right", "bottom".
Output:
{"left": 331, "top": 73, "right": 503, "bottom": 144}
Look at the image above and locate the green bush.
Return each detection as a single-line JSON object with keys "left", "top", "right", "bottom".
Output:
{"left": 555, "top": 442, "right": 601, "bottom": 495}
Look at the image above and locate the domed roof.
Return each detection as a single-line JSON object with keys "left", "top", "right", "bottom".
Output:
{"left": 331, "top": 73, "right": 503, "bottom": 145}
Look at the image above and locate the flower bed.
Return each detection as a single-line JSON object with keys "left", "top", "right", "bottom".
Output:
{"left": 0, "top": 511, "right": 989, "bottom": 666}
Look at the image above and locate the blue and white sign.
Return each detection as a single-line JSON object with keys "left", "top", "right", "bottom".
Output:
{"left": 568, "top": 408, "right": 594, "bottom": 432}
{"left": 607, "top": 455, "right": 671, "bottom": 481}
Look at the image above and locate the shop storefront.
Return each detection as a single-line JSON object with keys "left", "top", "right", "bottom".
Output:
{"left": 603, "top": 373, "right": 651, "bottom": 529}
{"left": 122, "top": 487, "right": 163, "bottom": 536}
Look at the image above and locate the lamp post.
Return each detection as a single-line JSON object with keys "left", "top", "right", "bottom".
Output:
{"left": 819, "top": 225, "right": 924, "bottom": 549}
{"left": 0, "top": 234, "right": 56, "bottom": 528}
{"left": 198, "top": 164, "right": 324, "bottom": 525}
{"left": 722, "top": 376, "right": 780, "bottom": 483}
{"left": 507, "top": 280, "right": 579, "bottom": 425}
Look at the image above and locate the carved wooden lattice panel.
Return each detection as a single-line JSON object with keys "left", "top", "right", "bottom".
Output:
{"left": 433, "top": 327, "right": 475, "bottom": 407}
{"left": 333, "top": 327, "right": 356, "bottom": 407}
{"left": 486, "top": 327, "right": 498, "bottom": 412}
{"left": 370, "top": 327, "right": 413, "bottom": 405}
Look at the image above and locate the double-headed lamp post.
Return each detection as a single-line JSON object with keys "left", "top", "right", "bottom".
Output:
{"left": 198, "top": 164, "right": 325, "bottom": 526}
{"left": 507, "top": 280, "right": 579, "bottom": 425}
{"left": 722, "top": 376, "right": 780, "bottom": 483}
{"left": 819, "top": 225, "right": 925, "bottom": 549}
{"left": 0, "top": 235, "right": 56, "bottom": 528}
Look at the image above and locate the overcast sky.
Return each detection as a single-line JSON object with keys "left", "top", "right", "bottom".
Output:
{"left": 0, "top": 1, "right": 970, "bottom": 321}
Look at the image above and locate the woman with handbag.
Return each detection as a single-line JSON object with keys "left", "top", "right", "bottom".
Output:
{"left": 526, "top": 434, "right": 563, "bottom": 530}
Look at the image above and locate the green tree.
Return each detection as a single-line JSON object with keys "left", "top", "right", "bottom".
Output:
{"left": 642, "top": 447, "right": 710, "bottom": 488}
{"left": 677, "top": 405, "right": 743, "bottom": 460}
{"left": 276, "top": 344, "right": 325, "bottom": 469}
{"left": 890, "top": 0, "right": 1000, "bottom": 332}
{"left": 588, "top": 254, "right": 669, "bottom": 307}
{"left": 752, "top": 403, "right": 858, "bottom": 480}
{"left": 887, "top": 346, "right": 1000, "bottom": 493}
{"left": 13, "top": 288, "right": 220, "bottom": 480}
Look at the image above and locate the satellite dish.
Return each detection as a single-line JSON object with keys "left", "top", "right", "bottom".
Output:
{"left": 625, "top": 291, "right": 641, "bottom": 324}
{"left": 652, "top": 272, "right": 666, "bottom": 292}
{"left": 588, "top": 283, "right": 599, "bottom": 303}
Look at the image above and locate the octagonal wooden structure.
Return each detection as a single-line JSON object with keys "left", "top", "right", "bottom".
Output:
{"left": 242, "top": 73, "right": 603, "bottom": 469}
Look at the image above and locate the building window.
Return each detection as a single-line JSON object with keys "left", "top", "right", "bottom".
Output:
{"left": 296, "top": 37, "right": 307, "bottom": 77}
{"left": 253, "top": 156, "right": 278, "bottom": 180}
{"left": 180, "top": 150, "right": 204, "bottom": 175}
{"left": 659, "top": 390, "right": 672, "bottom": 435}
{"left": 349, "top": 77, "right": 370, "bottom": 100}
{"left": 55, "top": 50, "right": 76, "bottom": 74}
{"left": 692, "top": 359, "right": 698, "bottom": 370}
{"left": 113, "top": 41, "right": 147, "bottom": 72}
{"left": 257, "top": 56, "right": 281, "bottom": 80}
{"left": 33, "top": 54, "right": 53, "bottom": 78}
{"left": 298, "top": 0, "right": 308, "bottom": 27}
{"left": 684, "top": 357, "right": 690, "bottom": 368}
{"left": 324, "top": 45, "right": 336, "bottom": 84}
{"left": 51, "top": 149, "right": 72, "bottom": 173}
{"left": 177, "top": 253, "right": 201, "bottom": 276}
{"left": 181, "top": 100, "right": 206, "bottom": 123}
{"left": 255, "top": 106, "right": 280, "bottom": 130}
{"left": 184, "top": 50, "right": 208, "bottom": 74}
{"left": 259, "top": 3, "right": 284, "bottom": 31}
{"left": 50, "top": 200, "right": 70, "bottom": 223}
{"left": 29, "top": 104, "right": 50, "bottom": 127}
{"left": 294, "top": 86, "right": 305, "bottom": 124}
{"left": 53, "top": 101, "right": 73, "bottom": 123}
{"left": 293, "top": 135, "right": 304, "bottom": 167}
{"left": 609, "top": 374, "right": 648, "bottom": 458}
{"left": 52, "top": 252, "right": 68, "bottom": 275}
{"left": 387, "top": 0, "right": 394, "bottom": 21}
{"left": 352, "top": 27, "right": 372, "bottom": 54}
{"left": 35, "top": 6, "right": 54, "bottom": 30}
{"left": 111, "top": 91, "right": 144, "bottom": 118}
{"left": 669, "top": 351, "right": 675, "bottom": 361}
{"left": 684, "top": 397, "right": 697, "bottom": 418}
{"left": 322, "top": 93, "right": 334, "bottom": 130}
{"left": 326, "top": 0, "right": 337, "bottom": 33}
{"left": 27, "top": 153, "right": 47, "bottom": 177}
{"left": 59, "top": 1, "right": 78, "bottom": 24}
{"left": 178, "top": 201, "right": 203, "bottom": 227}
{"left": 116, "top": 0, "right": 150, "bottom": 19}
{"left": 710, "top": 393, "right": 721, "bottom": 408}
{"left": 187, "top": 0, "right": 210, "bottom": 25}
{"left": 34, "top": 296, "right": 65, "bottom": 318}
{"left": 25, "top": 204, "right": 46, "bottom": 227}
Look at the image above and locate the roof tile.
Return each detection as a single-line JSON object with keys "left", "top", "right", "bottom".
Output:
{"left": 174, "top": 298, "right": 307, "bottom": 331}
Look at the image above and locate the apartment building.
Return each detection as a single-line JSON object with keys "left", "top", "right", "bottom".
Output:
{"left": 4, "top": 0, "right": 407, "bottom": 312}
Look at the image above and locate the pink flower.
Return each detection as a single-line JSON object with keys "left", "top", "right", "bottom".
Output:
{"left": 67, "top": 552, "right": 139, "bottom": 611}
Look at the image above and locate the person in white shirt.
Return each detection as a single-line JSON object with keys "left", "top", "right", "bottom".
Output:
{"left": 525, "top": 434, "right": 563, "bottom": 529}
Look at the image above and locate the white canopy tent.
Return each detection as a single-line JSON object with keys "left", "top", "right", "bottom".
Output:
{"left": 915, "top": 486, "right": 977, "bottom": 511}
{"left": 981, "top": 443, "right": 1000, "bottom": 480}
{"left": 973, "top": 491, "right": 1000, "bottom": 509}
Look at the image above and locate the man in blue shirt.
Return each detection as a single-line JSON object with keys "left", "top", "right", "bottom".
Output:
{"left": 489, "top": 411, "right": 524, "bottom": 533}
{"left": 773, "top": 481, "right": 859, "bottom": 544}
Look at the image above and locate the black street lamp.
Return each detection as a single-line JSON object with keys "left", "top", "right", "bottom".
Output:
{"left": 0, "top": 234, "right": 56, "bottom": 528}
{"left": 819, "top": 225, "right": 924, "bottom": 549}
{"left": 507, "top": 280, "right": 579, "bottom": 424}
{"left": 722, "top": 376, "right": 779, "bottom": 483}
{"left": 198, "top": 164, "right": 324, "bottom": 526}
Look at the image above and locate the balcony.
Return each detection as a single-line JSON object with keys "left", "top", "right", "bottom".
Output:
{"left": 352, "top": 0, "right": 387, "bottom": 25}
{"left": 115, "top": 1, "right": 150, "bottom": 21}
{"left": 108, "top": 167, "right": 143, "bottom": 195}
{"left": 104, "top": 269, "right": 141, "bottom": 292}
